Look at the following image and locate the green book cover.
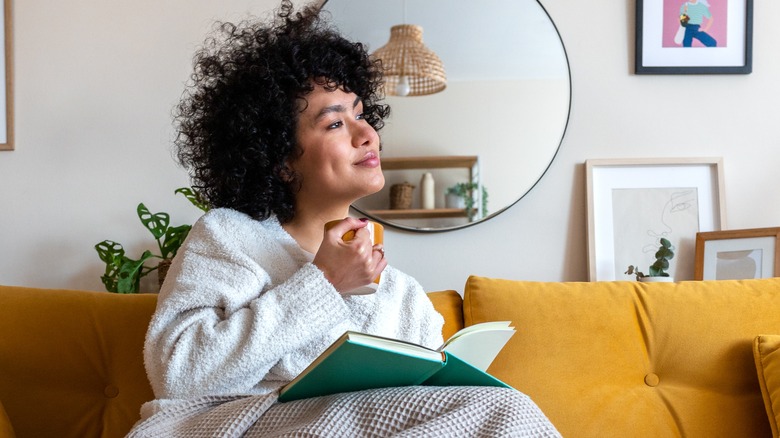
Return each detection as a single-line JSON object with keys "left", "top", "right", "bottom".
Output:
{"left": 423, "top": 352, "right": 510, "bottom": 388}
{"left": 279, "top": 328, "right": 512, "bottom": 403}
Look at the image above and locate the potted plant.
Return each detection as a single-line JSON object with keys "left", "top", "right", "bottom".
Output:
{"left": 625, "top": 237, "right": 675, "bottom": 282}
{"left": 94, "top": 187, "right": 208, "bottom": 293}
{"left": 444, "top": 182, "right": 489, "bottom": 221}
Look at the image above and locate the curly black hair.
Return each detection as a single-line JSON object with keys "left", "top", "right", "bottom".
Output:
{"left": 174, "top": 0, "right": 389, "bottom": 223}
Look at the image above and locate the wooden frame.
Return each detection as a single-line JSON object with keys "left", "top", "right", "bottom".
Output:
{"left": 635, "top": 0, "right": 753, "bottom": 74}
{"left": 586, "top": 157, "right": 725, "bottom": 281}
{"left": 694, "top": 227, "right": 780, "bottom": 280}
{"left": 0, "top": 0, "right": 12, "bottom": 150}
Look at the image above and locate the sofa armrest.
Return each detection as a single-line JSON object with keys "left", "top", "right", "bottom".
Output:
{"left": 0, "top": 399, "right": 16, "bottom": 438}
{"left": 426, "top": 290, "right": 464, "bottom": 340}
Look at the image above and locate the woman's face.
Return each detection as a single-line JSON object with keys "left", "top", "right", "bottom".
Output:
{"left": 291, "top": 84, "right": 384, "bottom": 209}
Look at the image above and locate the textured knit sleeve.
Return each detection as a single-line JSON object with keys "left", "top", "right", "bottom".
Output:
{"left": 346, "top": 265, "right": 445, "bottom": 350}
{"left": 143, "top": 210, "right": 350, "bottom": 399}
{"left": 395, "top": 270, "right": 445, "bottom": 349}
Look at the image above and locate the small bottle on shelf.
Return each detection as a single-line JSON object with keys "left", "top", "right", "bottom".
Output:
{"left": 420, "top": 172, "right": 435, "bottom": 210}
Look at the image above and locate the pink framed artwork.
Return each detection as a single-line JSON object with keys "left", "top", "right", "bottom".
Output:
{"left": 636, "top": 0, "right": 753, "bottom": 74}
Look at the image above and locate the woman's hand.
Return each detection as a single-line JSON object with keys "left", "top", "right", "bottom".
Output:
{"left": 313, "top": 218, "right": 387, "bottom": 295}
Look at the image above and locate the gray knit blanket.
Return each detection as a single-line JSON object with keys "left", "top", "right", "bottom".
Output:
{"left": 127, "top": 386, "right": 560, "bottom": 437}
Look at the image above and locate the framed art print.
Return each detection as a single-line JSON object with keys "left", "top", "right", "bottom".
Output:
{"left": 586, "top": 157, "right": 726, "bottom": 281}
{"left": 635, "top": 0, "right": 753, "bottom": 74}
{"left": 694, "top": 227, "right": 780, "bottom": 280}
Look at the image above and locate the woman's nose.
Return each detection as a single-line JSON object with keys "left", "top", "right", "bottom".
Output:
{"left": 352, "top": 121, "right": 377, "bottom": 148}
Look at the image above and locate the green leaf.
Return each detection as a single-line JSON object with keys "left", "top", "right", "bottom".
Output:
{"left": 160, "top": 224, "right": 191, "bottom": 260}
{"left": 137, "top": 203, "right": 170, "bottom": 240}
{"left": 96, "top": 241, "right": 125, "bottom": 292}
{"left": 655, "top": 247, "right": 674, "bottom": 260}
{"left": 100, "top": 274, "right": 119, "bottom": 293}
{"left": 115, "top": 251, "right": 155, "bottom": 294}
{"left": 175, "top": 187, "right": 210, "bottom": 212}
{"left": 95, "top": 240, "right": 124, "bottom": 264}
{"left": 100, "top": 259, "right": 121, "bottom": 292}
{"left": 625, "top": 265, "right": 646, "bottom": 279}
{"left": 481, "top": 186, "right": 489, "bottom": 217}
{"left": 651, "top": 258, "right": 669, "bottom": 271}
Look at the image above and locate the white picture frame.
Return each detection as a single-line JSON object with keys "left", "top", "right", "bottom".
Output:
{"left": 0, "top": 0, "right": 12, "bottom": 151}
{"left": 695, "top": 227, "right": 780, "bottom": 280}
{"left": 586, "top": 157, "right": 726, "bottom": 281}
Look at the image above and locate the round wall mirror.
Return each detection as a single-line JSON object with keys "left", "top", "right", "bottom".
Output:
{"left": 321, "top": 0, "right": 571, "bottom": 232}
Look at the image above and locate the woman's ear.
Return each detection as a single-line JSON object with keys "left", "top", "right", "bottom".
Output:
{"left": 279, "top": 164, "right": 295, "bottom": 183}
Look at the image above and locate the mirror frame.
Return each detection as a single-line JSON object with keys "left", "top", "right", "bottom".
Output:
{"left": 320, "top": 0, "right": 572, "bottom": 233}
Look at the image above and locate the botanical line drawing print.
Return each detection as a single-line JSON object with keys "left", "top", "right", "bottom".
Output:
{"left": 611, "top": 187, "right": 700, "bottom": 280}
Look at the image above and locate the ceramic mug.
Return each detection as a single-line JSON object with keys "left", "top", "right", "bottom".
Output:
{"left": 326, "top": 219, "right": 384, "bottom": 294}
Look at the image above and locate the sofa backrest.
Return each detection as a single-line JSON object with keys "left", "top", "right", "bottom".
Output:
{"left": 465, "top": 276, "right": 780, "bottom": 438}
{"left": 0, "top": 286, "right": 462, "bottom": 438}
{"left": 0, "top": 286, "right": 156, "bottom": 438}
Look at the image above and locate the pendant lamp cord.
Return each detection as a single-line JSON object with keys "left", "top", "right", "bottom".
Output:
{"left": 399, "top": 0, "right": 407, "bottom": 74}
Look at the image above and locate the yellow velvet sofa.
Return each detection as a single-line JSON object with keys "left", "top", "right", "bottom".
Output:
{"left": 3, "top": 277, "right": 780, "bottom": 437}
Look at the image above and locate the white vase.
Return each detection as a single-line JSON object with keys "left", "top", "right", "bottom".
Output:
{"left": 420, "top": 172, "right": 435, "bottom": 210}
{"left": 639, "top": 276, "right": 674, "bottom": 283}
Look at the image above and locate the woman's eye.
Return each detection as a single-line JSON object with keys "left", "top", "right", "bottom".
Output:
{"left": 356, "top": 113, "right": 365, "bottom": 121}
{"left": 327, "top": 120, "right": 343, "bottom": 129}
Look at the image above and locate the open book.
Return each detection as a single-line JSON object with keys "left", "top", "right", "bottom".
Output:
{"left": 278, "top": 321, "right": 515, "bottom": 402}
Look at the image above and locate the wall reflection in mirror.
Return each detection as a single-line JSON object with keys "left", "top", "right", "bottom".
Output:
{"left": 321, "top": 0, "right": 571, "bottom": 231}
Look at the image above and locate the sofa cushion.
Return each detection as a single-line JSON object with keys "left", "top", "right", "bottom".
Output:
{"left": 0, "top": 286, "right": 157, "bottom": 438}
{"left": 754, "top": 334, "right": 780, "bottom": 438}
{"left": 463, "top": 276, "right": 780, "bottom": 438}
{"left": 0, "top": 398, "right": 15, "bottom": 438}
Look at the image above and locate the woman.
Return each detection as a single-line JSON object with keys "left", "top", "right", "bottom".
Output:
{"left": 680, "top": 0, "right": 717, "bottom": 47}
{"left": 128, "top": 1, "right": 559, "bottom": 436}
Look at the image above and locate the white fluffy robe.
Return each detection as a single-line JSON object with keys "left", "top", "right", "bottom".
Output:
{"left": 143, "top": 209, "right": 444, "bottom": 401}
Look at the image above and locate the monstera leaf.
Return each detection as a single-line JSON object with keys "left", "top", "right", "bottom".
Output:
{"left": 95, "top": 240, "right": 125, "bottom": 292}
{"left": 95, "top": 240, "right": 124, "bottom": 265}
{"left": 137, "top": 203, "right": 170, "bottom": 240}
{"left": 95, "top": 187, "right": 209, "bottom": 293}
{"left": 94, "top": 242, "right": 154, "bottom": 293}
{"left": 115, "top": 251, "right": 154, "bottom": 294}
{"left": 161, "top": 224, "right": 192, "bottom": 260}
{"left": 175, "top": 187, "right": 209, "bottom": 212}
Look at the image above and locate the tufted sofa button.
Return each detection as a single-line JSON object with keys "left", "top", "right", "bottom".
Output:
{"left": 644, "top": 373, "right": 660, "bottom": 387}
{"left": 104, "top": 385, "right": 120, "bottom": 398}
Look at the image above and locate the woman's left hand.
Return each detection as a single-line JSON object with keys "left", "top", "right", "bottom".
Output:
{"left": 312, "top": 218, "right": 387, "bottom": 294}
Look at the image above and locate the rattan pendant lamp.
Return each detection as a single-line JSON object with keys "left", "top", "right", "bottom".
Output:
{"left": 371, "top": 2, "right": 446, "bottom": 97}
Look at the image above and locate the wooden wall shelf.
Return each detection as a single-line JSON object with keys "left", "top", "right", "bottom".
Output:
{"left": 376, "top": 155, "right": 481, "bottom": 221}
{"left": 381, "top": 155, "right": 478, "bottom": 171}
{"left": 367, "top": 208, "right": 473, "bottom": 220}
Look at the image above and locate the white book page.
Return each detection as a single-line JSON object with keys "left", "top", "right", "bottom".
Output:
{"left": 439, "top": 321, "right": 512, "bottom": 348}
{"left": 439, "top": 322, "right": 515, "bottom": 372}
{"left": 347, "top": 332, "right": 441, "bottom": 361}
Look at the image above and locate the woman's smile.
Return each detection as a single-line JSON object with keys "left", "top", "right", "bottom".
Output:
{"left": 354, "top": 150, "right": 380, "bottom": 168}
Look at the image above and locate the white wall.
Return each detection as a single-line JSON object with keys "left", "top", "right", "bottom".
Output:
{"left": 1, "top": 0, "right": 779, "bottom": 295}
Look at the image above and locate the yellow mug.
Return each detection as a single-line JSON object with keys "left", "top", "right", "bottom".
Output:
{"left": 326, "top": 219, "right": 384, "bottom": 294}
